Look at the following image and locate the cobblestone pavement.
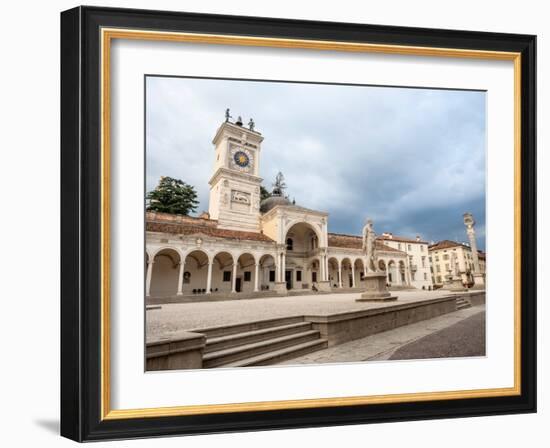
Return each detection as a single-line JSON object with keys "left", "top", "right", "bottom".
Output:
{"left": 280, "top": 305, "right": 485, "bottom": 365}
{"left": 388, "top": 310, "right": 485, "bottom": 360}
{"left": 146, "top": 290, "right": 457, "bottom": 338}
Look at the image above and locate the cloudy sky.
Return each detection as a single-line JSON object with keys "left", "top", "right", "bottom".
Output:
{"left": 146, "top": 76, "right": 486, "bottom": 249}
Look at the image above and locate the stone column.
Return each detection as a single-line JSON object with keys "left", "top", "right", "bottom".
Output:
{"left": 206, "top": 259, "right": 213, "bottom": 294}
{"left": 338, "top": 260, "right": 343, "bottom": 288}
{"left": 281, "top": 252, "right": 286, "bottom": 281}
{"left": 351, "top": 263, "right": 356, "bottom": 288}
{"left": 176, "top": 260, "right": 185, "bottom": 296}
{"left": 145, "top": 259, "right": 154, "bottom": 297}
{"left": 231, "top": 262, "right": 238, "bottom": 293}
{"left": 254, "top": 263, "right": 260, "bottom": 292}
{"left": 463, "top": 213, "right": 481, "bottom": 273}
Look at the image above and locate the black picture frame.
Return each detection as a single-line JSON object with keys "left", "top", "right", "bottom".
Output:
{"left": 61, "top": 5, "right": 536, "bottom": 442}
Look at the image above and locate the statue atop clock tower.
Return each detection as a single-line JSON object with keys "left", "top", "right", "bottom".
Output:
{"left": 208, "top": 113, "right": 264, "bottom": 232}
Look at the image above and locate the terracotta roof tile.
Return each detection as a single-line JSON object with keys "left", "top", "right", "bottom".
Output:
{"left": 327, "top": 233, "right": 404, "bottom": 253}
{"left": 377, "top": 234, "right": 428, "bottom": 244}
{"left": 429, "top": 240, "right": 467, "bottom": 251}
{"left": 146, "top": 212, "right": 274, "bottom": 243}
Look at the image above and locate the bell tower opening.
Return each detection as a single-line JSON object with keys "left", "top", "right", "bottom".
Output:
{"left": 208, "top": 110, "right": 264, "bottom": 232}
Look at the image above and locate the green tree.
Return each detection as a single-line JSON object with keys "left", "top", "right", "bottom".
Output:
{"left": 146, "top": 176, "right": 199, "bottom": 215}
{"left": 260, "top": 185, "right": 272, "bottom": 202}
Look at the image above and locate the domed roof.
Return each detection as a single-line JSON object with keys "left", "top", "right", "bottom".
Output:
{"left": 260, "top": 195, "right": 292, "bottom": 213}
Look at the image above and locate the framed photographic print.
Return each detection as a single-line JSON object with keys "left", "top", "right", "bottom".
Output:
{"left": 60, "top": 6, "right": 536, "bottom": 442}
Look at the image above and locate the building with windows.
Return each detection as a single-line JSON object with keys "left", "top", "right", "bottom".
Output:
{"left": 377, "top": 233, "right": 433, "bottom": 290}
{"left": 145, "top": 117, "right": 417, "bottom": 298}
{"left": 428, "top": 240, "right": 486, "bottom": 287}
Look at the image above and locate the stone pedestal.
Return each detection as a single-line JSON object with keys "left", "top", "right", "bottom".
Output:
{"left": 444, "top": 277, "right": 466, "bottom": 292}
{"left": 273, "top": 281, "right": 288, "bottom": 295}
{"left": 356, "top": 272, "right": 397, "bottom": 302}
{"left": 470, "top": 273, "right": 485, "bottom": 290}
{"left": 315, "top": 281, "right": 331, "bottom": 292}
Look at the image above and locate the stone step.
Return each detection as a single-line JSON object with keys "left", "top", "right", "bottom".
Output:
{"left": 223, "top": 339, "right": 329, "bottom": 368}
{"left": 192, "top": 316, "right": 304, "bottom": 339}
{"left": 203, "top": 330, "right": 321, "bottom": 368}
{"left": 204, "top": 322, "right": 313, "bottom": 354}
{"left": 456, "top": 302, "right": 471, "bottom": 310}
{"left": 455, "top": 297, "right": 472, "bottom": 310}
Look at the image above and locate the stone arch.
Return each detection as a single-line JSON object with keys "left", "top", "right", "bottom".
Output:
{"left": 307, "top": 257, "right": 322, "bottom": 288}
{"left": 354, "top": 258, "right": 365, "bottom": 285}
{"left": 182, "top": 249, "right": 210, "bottom": 294}
{"left": 327, "top": 256, "right": 340, "bottom": 288}
{"left": 387, "top": 259, "right": 398, "bottom": 285}
{"left": 236, "top": 252, "right": 256, "bottom": 293}
{"left": 284, "top": 220, "right": 324, "bottom": 248}
{"left": 259, "top": 254, "right": 277, "bottom": 291}
{"left": 212, "top": 251, "right": 235, "bottom": 294}
{"left": 150, "top": 247, "right": 182, "bottom": 297}
{"left": 340, "top": 257, "right": 353, "bottom": 288}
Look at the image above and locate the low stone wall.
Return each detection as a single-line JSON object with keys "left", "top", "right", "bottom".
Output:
{"left": 146, "top": 331, "right": 206, "bottom": 371}
{"left": 305, "top": 296, "right": 459, "bottom": 347}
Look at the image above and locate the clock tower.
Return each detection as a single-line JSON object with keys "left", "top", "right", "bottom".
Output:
{"left": 208, "top": 116, "right": 263, "bottom": 232}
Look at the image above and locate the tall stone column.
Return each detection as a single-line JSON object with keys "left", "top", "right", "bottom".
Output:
{"left": 231, "top": 262, "right": 238, "bottom": 293}
{"left": 338, "top": 261, "right": 343, "bottom": 288}
{"left": 351, "top": 263, "right": 356, "bottom": 288}
{"left": 463, "top": 212, "right": 485, "bottom": 289}
{"left": 176, "top": 260, "right": 185, "bottom": 296}
{"left": 145, "top": 259, "right": 154, "bottom": 297}
{"left": 254, "top": 263, "right": 260, "bottom": 292}
{"left": 206, "top": 260, "right": 213, "bottom": 294}
{"left": 463, "top": 212, "right": 480, "bottom": 273}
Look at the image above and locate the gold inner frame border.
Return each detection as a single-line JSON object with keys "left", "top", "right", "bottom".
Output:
{"left": 99, "top": 27, "right": 522, "bottom": 420}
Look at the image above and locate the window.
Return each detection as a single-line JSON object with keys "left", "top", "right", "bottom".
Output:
{"left": 445, "top": 263, "right": 450, "bottom": 271}
{"left": 407, "top": 244, "right": 412, "bottom": 251}
{"left": 296, "top": 270, "right": 302, "bottom": 281}
{"left": 443, "top": 254, "right": 449, "bottom": 260}
{"left": 223, "top": 271, "right": 231, "bottom": 282}
{"left": 269, "top": 270, "right": 275, "bottom": 282}
{"left": 424, "top": 273, "right": 428, "bottom": 280}
{"left": 421, "top": 245, "right": 425, "bottom": 252}
{"left": 286, "top": 238, "right": 293, "bottom": 251}
{"left": 437, "top": 275, "right": 442, "bottom": 283}
{"left": 421, "top": 256, "right": 426, "bottom": 268}
{"left": 435, "top": 255, "right": 439, "bottom": 262}
{"left": 312, "top": 272, "right": 317, "bottom": 283}
{"left": 244, "top": 271, "right": 251, "bottom": 282}
{"left": 436, "top": 265, "right": 441, "bottom": 273}
{"left": 398, "top": 243, "right": 402, "bottom": 250}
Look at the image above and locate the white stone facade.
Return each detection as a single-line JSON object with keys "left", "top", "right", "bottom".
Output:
{"left": 378, "top": 233, "right": 433, "bottom": 290}
{"left": 428, "top": 240, "right": 486, "bottom": 287}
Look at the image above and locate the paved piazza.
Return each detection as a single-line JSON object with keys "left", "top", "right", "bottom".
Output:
{"left": 280, "top": 305, "right": 485, "bottom": 365}
{"left": 147, "top": 290, "right": 459, "bottom": 338}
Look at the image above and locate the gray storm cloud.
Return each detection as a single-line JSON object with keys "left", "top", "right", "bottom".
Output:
{"left": 146, "top": 76, "right": 486, "bottom": 249}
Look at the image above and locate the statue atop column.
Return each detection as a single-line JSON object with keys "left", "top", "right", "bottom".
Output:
{"left": 362, "top": 218, "right": 377, "bottom": 272}
{"left": 225, "top": 108, "right": 232, "bottom": 122}
{"left": 463, "top": 212, "right": 485, "bottom": 289}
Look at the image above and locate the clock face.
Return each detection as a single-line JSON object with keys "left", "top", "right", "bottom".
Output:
{"left": 230, "top": 147, "right": 254, "bottom": 172}
{"left": 233, "top": 150, "right": 250, "bottom": 168}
